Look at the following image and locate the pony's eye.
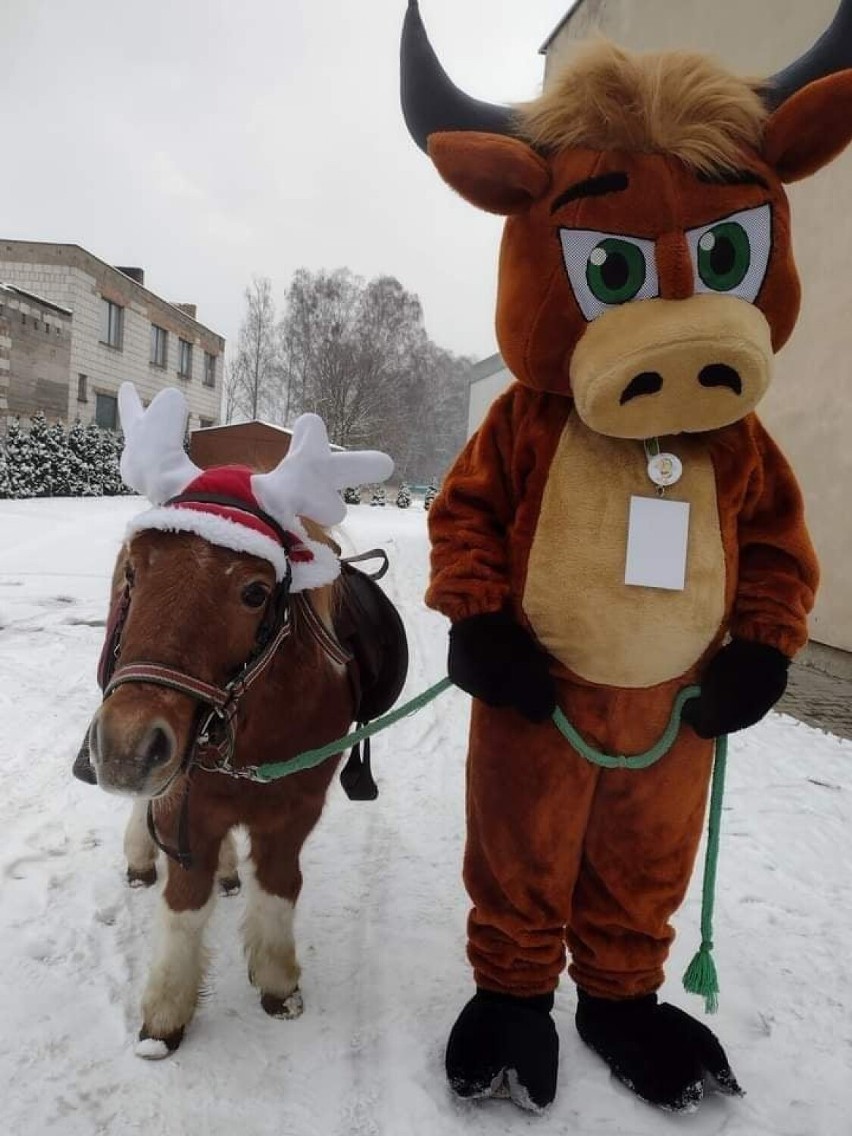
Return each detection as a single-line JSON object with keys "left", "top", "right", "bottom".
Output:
{"left": 241, "top": 582, "right": 270, "bottom": 610}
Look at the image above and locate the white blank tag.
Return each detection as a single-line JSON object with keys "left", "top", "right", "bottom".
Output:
{"left": 624, "top": 496, "right": 690, "bottom": 591}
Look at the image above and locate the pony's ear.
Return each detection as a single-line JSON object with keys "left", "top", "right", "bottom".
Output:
{"left": 426, "top": 131, "right": 551, "bottom": 215}
{"left": 763, "top": 70, "right": 852, "bottom": 183}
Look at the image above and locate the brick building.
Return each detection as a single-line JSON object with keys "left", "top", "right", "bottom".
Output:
{"left": 0, "top": 283, "right": 72, "bottom": 422}
{"left": 0, "top": 241, "right": 224, "bottom": 433}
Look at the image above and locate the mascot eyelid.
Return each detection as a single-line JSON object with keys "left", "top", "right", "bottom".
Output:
{"left": 685, "top": 203, "right": 772, "bottom": 302}
{"left": 559, "top": 229, "right": 660, "bottom": 322}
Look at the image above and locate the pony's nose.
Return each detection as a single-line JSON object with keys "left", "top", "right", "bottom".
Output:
{"left": 140, "top": 723, "right": 175, "bottom": 769}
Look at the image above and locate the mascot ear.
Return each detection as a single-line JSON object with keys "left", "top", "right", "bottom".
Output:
{"left": 763, "top": 70, "right": 852, "bottom": 183}
{"left": 427, "top": 132, "right": 551, "bottom": 215}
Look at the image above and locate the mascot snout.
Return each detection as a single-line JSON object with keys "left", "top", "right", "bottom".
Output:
{"left": 570, "top": 295, "right": 773, "bottom": 438}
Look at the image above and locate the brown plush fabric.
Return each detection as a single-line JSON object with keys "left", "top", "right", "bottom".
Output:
{"left": 465, "top": 677, "right": 713, "bottom": 998}
{"left": 427, "top": 389, "right": 817, "bottom": 663}
{"left": 422, "top": 53, "right": 842, "bottom": 1005}
{"left": 762, "top": 70, "right": 852, "bottom": 183}
{"left": 522, "top": 413, "right": 726, "bottom": 687}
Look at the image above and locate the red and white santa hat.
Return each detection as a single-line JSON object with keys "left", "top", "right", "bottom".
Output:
{"left": 118, "top": 383, "right": 393, "bottom": 591}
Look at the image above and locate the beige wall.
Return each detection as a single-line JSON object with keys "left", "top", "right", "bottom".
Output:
{"left": 468, "top": 365, "right": 512, "bottom": 437}
{"left": 0, "top": 242, "right": 225, "bottom": 432}
{"left": 551, "top": 0, "right": 852, "bottom": 651}
{"left": 0, "top": 288, "right": 72, "bottom": 421}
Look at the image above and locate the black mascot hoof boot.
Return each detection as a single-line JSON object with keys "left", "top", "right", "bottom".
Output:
{"left": 445, "top": 988, "right": 558, "bottom": 1112}
{"left": 576, "top": 991, "right": 743, "bottom": 1113}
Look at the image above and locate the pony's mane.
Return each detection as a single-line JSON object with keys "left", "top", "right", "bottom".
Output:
{"left": 516, "top": 39, "right": 767, "bottom": 174}
{"left": 300, "top": 517, "right": 341, "bottom": 626}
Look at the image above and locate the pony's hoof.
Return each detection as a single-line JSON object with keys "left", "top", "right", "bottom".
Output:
{"left": 261, "top": 988, "right": 304, "bottom": 1019}
{"left": 218, "top": 874, "right": 241, "bottom": 897}
{"left": 127, "top": 866, "right": 157, "bottom": 889}
{"left": 135, "top": 1025, "right": 184, "bottom": 1059}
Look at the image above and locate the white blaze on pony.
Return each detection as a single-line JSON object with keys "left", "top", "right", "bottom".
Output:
{"left": 85, "top": 383, "right": 396, "bottom": 1058}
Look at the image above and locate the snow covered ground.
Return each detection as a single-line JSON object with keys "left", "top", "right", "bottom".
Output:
{"left": 1, "top": 496, "right": 851, "bottom": 1136}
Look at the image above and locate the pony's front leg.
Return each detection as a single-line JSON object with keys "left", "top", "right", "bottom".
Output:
{"left": 124, "top": 798, "right": 158, "bottom": 887}
{"left": 245, "top": 826, "right": 313, "bottom": 1019}
{"left": 136, "top": 837, "right": 219, "bottom": 1059}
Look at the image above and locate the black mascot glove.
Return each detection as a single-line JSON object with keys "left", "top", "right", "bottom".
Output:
{"left": 682, "top": 638, "right": 790, "bottom": 739}
{"left": 448, "top": 611, "right": 556, "bottom": 723}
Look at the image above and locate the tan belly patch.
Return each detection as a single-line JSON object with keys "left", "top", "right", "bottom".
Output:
{"left": 522, "top": 415, "right": 726, "bottom": 688}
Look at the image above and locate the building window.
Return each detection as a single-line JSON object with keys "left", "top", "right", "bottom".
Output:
{"left": 100, "top": 299, "right": 124, "bottom": 349}
{"left": 150, "top": 324, "right": 168, "bottom": 368}
{"left": 77, "top": 374, "right": 88, "bottom": 403}
{"left": 203, "top": 351, "right": 217, "bottom": 388}
{"left": 95, "top": 392, "right": 118, "bottom": 430}
{"left": 178, "top": 338, "right": 193, "bottom": 379}
{"left": 199, "top": 417, "right": 214, "bottom": 429}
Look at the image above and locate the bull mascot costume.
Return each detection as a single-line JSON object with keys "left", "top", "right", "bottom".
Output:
{"left": 400, "top": 0, "right": 852, "bottom": 1114}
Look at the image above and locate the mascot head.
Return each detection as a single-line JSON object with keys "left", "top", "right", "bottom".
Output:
{"left": 401, "top": 0, "right": 852, "bottom": 438}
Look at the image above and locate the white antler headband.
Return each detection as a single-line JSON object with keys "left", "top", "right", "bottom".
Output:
{"left": 252, "top": 413, "right": 393, "bottom": 530}
{"left": 118, "top": 382, "right": 393, "bottom": 522}
{"left": 118, "top": 383, "right": 201, "bottom": 505}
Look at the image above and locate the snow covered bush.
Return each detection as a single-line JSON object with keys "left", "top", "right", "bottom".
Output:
{"left": 371, "top": 485, "right": 387, "bottom": 507}
{"left": 344, "top": 486, "right": 362, "bottom": 505}
{"left": 396, "top": 483, "right": 412, "bottom": 508}
{"left": 0, "top": 415, "right": 128, "bottom": 499}
{"left": 424, "top": 478, "right": 440, "bottom": 511}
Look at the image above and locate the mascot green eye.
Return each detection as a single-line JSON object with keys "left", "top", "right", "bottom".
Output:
{"left": 586, "top": 238, "right": 647, "bottom": 304}
{"left": 687, "top": 204, "right": 771, "bottom": 303}
{"left": 560, "top": 228, "right": 659, "bottom": 321}
{"left": 696, "top": 222, "right": 751, "bottom": 291}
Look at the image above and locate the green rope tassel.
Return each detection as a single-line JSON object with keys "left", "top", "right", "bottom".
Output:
{"left": 682, "top": 733, "right": 728, "bottom": 1013}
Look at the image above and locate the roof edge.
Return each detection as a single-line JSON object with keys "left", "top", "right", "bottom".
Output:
{"left": 538, "top": 0, "right": 588, "bottom": 54}
{"left": 0, "top": 239, "right": 224, "bottom": 344}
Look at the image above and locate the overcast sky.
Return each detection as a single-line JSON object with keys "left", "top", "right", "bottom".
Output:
{"left": 0, "top": 0, "right": 577, "bottom": 364}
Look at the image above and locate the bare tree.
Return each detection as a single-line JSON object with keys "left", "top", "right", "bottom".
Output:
{"left": 221, "top": 357, "right": 241, "bottom": 424}
{"left": 227, "top": 266, "right": 475, "bottom": 479}
{"left": 231, "top": 277, "right": 280, "bottom": 421}
{"left": 280, "top": 269, "right": 429, "bottom": 450}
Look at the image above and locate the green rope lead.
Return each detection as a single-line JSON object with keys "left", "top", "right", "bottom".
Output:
{"left": 682, "top": 732, "right": 728, "bottom": 1014}
{"left": 552, "top": 684, "right": 701, "bottom": 769}
{"left": 255, "top": 675, "right": 727, "bottom": 1014}
{"left": 554, "top": 683, "right": 727, "bottom": 1014}
{"left": 254, "top": 676, "right": 454, "bottom": 782}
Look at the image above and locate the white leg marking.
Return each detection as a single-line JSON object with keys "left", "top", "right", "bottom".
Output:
{"left": 216, "top": 829, "right": 239, "bottom": 880}
{"left": 124, "top": 799, "right": 156, "bottom": 876}
{"left": 140, "top": 894, "right": 214, "bottom": 1040}
{"left": 243, "top": 875, "right": 301, "bottom": 1001}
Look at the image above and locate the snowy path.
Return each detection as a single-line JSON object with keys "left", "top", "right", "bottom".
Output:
{"left": 1, "top": 497, "right": 851, "bottom": 1135}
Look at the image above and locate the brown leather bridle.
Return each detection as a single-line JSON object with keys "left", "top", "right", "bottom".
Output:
{"left": 95, "top": 514, "right": 353, "bottom": 868}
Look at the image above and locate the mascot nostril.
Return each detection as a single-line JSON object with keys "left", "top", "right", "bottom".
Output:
{"left": 620, "top": 372, "right": 664, "bottom": 405}
{"left": 698, "top": 363, "right": 743, "bottom": 395}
